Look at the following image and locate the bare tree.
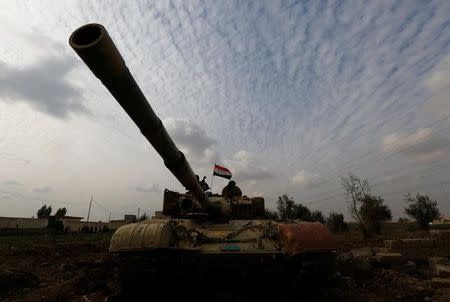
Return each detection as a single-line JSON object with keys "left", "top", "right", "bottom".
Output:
{"left": 341, "top": 173, "right": 369, "bottom": 237}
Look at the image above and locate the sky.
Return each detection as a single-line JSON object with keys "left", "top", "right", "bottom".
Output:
{"left": 0, "top": 1, "right": 449, "bottom": 221}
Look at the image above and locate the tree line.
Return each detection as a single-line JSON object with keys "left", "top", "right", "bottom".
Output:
{"left": 266, "top": 173, "right": 442, "bottom": 237}
{"left": 35, "top": 172, "right": 442, "bottom": 237}
{"left": 36, "top": 204, "right": 67, "bottom": 231}
{"left": 264, "top": 195, "right": 349, "bottom": 233}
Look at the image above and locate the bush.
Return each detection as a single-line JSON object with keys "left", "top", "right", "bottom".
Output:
{"left": 398, "top": 217, "right": 409, "bottom": 223}
{"left": 277, "top": 194, "right": 295, "bottom": 219}
{"left": 138, "top": 213, "right": 149, "bottom": 222}
{"left": 311, "top": 210, "right": 325, "bottom": 223}
{"left": 404, "top": 193, "right": 440, "bottom": 230}
{"left": 326, "top": 212, "right": 348, "bottom": 233}
{"left": 360, "top": 195, "right": 392, "bottom": 235}
{"left": 55, "top": 208, "right": 67, "bottom": 218}
{"left": 264, "top": 209, "right": 278, "bottom": 219}
{"left": 37, "top": 204, "right": 52, "bottom": 219}
{"left": 47, "top": 216, "right": 64, "bottom": 232}
{"left": 293, "top": 203, "right": 312, "bottom": 221}
{"left": 275, "top": 194, "right": 328, "bottom": 223}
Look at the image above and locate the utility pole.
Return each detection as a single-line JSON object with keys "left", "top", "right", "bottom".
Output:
{"left": 137, "top": 207, "right": 140, "bottom": 220}
{"left": 87, "top": 195, "right": 93, "bottom": 222}
{"left": 108, "top": 212, "right": 111, "bottom": 223}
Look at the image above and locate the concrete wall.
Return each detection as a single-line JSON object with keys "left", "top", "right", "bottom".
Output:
{"left": 0, "top": 217, "right": 47, "bottom": 229}
{"left": 384, "top": 230, "right": 450, "bottom": 259}
{"left": 0, "top": 216, "right": 127, "bottom": 232}
{"left": 62, "top": 220, "right": 126, "bottom": 232}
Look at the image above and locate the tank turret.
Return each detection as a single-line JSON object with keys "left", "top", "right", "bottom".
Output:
{"left": 69, "top": 23, "right": 220, "bottom": 215}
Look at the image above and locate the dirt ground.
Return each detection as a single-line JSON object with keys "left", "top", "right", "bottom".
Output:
{"left": 1, "top": 227, "right": 450, "bottom": 302}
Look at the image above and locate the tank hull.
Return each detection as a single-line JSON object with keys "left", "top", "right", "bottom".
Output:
{"left": 110, "top": 218, "right": 337, "bottom": 282}
{"left": 110, "top": 218, "right": 337, "bottom": 255}
{"left": 115, "top": 224, "right": 336, "bottom": 298}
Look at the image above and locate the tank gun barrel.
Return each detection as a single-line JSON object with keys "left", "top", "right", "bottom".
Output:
{"left": 69, "top": 23, "right": 210, "bottom": 210}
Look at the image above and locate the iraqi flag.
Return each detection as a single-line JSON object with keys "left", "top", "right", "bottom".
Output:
{"left": 213, "top": 164, "right": 232, "bottom": 179}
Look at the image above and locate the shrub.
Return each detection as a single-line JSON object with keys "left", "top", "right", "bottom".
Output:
{"left": 37, "top": 204, "right": 52, "bottom": 219}
{"left": 311, "top": 210, "right": 325, "bottom": 223}
{"left": 326, "top": 212, "right": 348, "bottom": 233}
{"left": 264, "top": 209, "right": 278, "bottom": 219}
{"left": 277, "top": 194, "right": 295, "bottom": 219}
{"left": 81, "top": 225, "right": 90, "bottom": 233}
{"left": 404, "top": 193, "right": 440, "bottom": 230}
{"left": 47, "top": 216, "right": 64, "bottom": 232}
{"left": 360, "top": 195, "right": 392, "bottom": 235}
{"left": 55, "top": 208, "right": 67, "bottom": 218}
{"left": 293, "top": 203, "right": 312, "bottom": 221}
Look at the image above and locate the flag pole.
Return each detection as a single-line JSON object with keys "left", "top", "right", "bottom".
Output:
{"left": 209, "top": 163, "right": 215, "bottom": 192}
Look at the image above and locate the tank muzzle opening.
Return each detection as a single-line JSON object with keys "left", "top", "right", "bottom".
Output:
{"left": 180, "top": 197, "right": 193, "bottom": 211}
{"left": 70, "top": 24, "right": 104, "bottom": 48}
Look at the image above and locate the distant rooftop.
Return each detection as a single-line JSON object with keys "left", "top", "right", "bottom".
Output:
{"left": 49, "top": 215, "right": 84, "bottom": 220}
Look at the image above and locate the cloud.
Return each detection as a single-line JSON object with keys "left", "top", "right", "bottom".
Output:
{"left": 164, "top": 118, "right": 219, "bottom": 165}
{"left": 0, "top": 56, "right": 88, "bottom": 119}
{"left": 291, "top": 170, "right": 321, "bottom": 188}
{"left": 32, "top": 186, "right": 52, "bottom": 193}
{"left": 223, "top": 150, "right": 275, "bottom": 182}
{"left": 1, "top": 1, "right": 450, "bottom": 219}
{"left": 248, "top": 192, "right": 265, "bottom": 197}
{"left": 382, "top": 128, "right": 449, "bottom": 160}
{"left": 135, "top": 184, "right": 160, "bottom": 193}
{"left": 4, "top": 180, "right": 23, "bottom": 186}
{"left": 424, "top": 54, "right": 450, "bottom": 117}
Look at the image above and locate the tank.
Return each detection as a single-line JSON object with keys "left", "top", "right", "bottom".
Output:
{"left": 69, "top": 23, "right": 337, "bottom": 288}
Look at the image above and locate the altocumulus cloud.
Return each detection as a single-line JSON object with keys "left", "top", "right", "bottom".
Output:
{"left": 163, "top": 119, "right": 272, "bottom": 182}
{"left": 424, "top": 54, "right": 450, "bottom": 118}
{"left": 0, "top": 56, "right": 88, "bottom": 119}
{"left": 164, "top": 118, "right": 219, "bottom": 165}
{"left": 135, "top": 184, "right": 160, "bottom": 193}
{"left": 1, "top": 0, "right": 450, "bottom": 218}
{"left": 291, "top": 170, "right": 321, "bottom": 188}
{"left": 224, "top": 150, "right": 274, "bottom": 182}
{"left": 32, "top": 186, "right": 52, "bottom": 193}
{"left": 4, "top": 180, "right": 23, "bottom": 186}
{"left": 382, "top": 128, "right": 450, "bottom": 161}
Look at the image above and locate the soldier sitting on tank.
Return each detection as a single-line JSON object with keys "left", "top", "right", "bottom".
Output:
{"left": 221, "top": 180, "right": 242, "bottom": 202}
